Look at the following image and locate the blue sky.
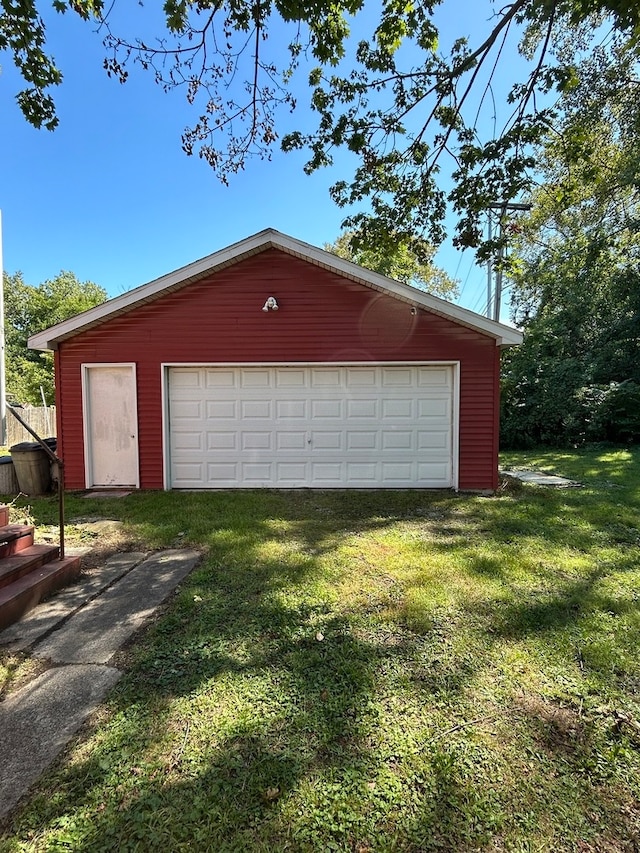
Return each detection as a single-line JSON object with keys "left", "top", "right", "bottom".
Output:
{"left": 0, "top": 3, "right": 527, "bottom": 319}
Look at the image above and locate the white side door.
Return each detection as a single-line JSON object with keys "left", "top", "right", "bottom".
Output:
{"left": 82, "top": 364, "right": 139, "bottom": 488}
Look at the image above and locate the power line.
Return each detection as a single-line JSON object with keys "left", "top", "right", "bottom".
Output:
{"left": 458, "top": 254, "right": 477, "bottom": 303}
{"left": 470, "top": 275, "right": 487, "bottom": 313}
{"left": 451, "top": 250, "right": 465, "bottom": 282}
{"left": 472, "top": 292, "right": 485, "bottom": 314}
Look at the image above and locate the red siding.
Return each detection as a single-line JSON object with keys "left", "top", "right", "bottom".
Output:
{"left": 56, "top": 249, "right": 500, "bottom": 490}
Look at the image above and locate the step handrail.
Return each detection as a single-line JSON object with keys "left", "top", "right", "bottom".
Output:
{"left": 6, "top": 405, "right": 65, "bottom": 560}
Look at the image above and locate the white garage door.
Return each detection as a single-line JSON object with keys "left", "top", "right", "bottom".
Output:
{"left": 167, "top": 365, "right": 455, "bottom": 488}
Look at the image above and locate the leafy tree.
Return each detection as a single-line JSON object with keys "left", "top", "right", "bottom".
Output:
{"left": 324, "top": 231, "right": 459, "bottom": 300}
{"left": 4, "top": 271, "right": 107, "bottom": 406}
{"left": 501, "top": 239, "right": 640, "bottom": 446}
{"left": 3, "top": 1, "right": 640, "bottom": 258}
{"left": 500, "top": 89, "right": 640, "bottom": 447}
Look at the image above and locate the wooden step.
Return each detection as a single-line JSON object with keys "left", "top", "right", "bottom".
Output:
{"left": 0, "top": 524, "right": 35, "bottom": 558}
{"left": 0, "top": 506, "right": 9, "bottom": 527}
{"left": 0, "top": 544, "right": 60, "bottom": 589}
{"left": 0, "top": 555, "right": 82, "bottom": 631}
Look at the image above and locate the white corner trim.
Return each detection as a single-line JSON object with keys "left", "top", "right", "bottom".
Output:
{"left": 161, "top": 363, "right": 170, "bottom": 491}
{"left": 452, "top": 361, "right": 460, "bottom": 491}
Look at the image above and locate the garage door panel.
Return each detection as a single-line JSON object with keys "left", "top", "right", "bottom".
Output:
{"left": 174, "top": 431, "right": 204, "bottom": 451}
{"left": 241, "top": 431, "right": 273, "bottom": 450}
{"left": 168, "top": 365, "right": 454, "bottom": 488}
{"left": 206, "top": 370, "right": 236, "bottom": 388}
{"left": 382, "top": 399, "right": 413, "bottom": 418}
{"left": 418, "top": 430, "right": 450, "bottom": 450}
{"left": 347, "top": 431, "right": 378, "bottom": 450}
{"left": 277, "top": 431, "right": 307, "bottom": 450}
{"left": 277, "top": 462, "right": 307, "bottom": 480}
{"left": 312, "top": 431, "right": 343, "bottom": 450}
{"left": 347, "top": 369, "right": 376, "bottom": 387}
{"left": 276, "top": 399, "right": 306, "bottom": 418}
{"left": 240, "top": 369, "right": 270, "bottom": 387}
{"left": 241, "top": 400, "right": 272, "bottom": 419}
{"left": 173, "top": 461, "right": 205, "bottom": 484}
{"left": 242, "top": 462, "right": 272, "bottom": 481}
{"left": 276, "top": 369, "right": 305, "bottom": 387}
{"left": 346, "top": 462, "right": 378, "bottom": 481}
{"left": 418, "top": 367, "right": 450, "bottom": 386}
{"left": 312, "top": 462, "right": 343, "bottom": 482}
{"left": 312, "top": 369, "right": 342, "bottom": 387}
{"left": 382, "top": 431, "right": 414, "bottom": 450}
{"left": 418, "top": 397, "right": 450, "bottom": 418}
{"left": 311, "top": 399, "right": 343, "bottom": 418}
{"left": 418, "top": 462, "right": 451, "bottom": 480}
{"left": 172, "top": 400, "right": 202, "bottom": 418}
{"left": 382, "top": 462, "right": 414, "bottom": 482}
{"left": 172, "top": 369, "right": 202, "bottom": 389}
{"left": 208, "top": 462, "right": 238, "bottom": 481}
{"left": 347, "top": 399, "right": 378, "bottom": 418}
{"left": 382, "top": 367, "right": 413, "bottom": 386}
{"left": 207, "top": 431, "right": 237, "bottom": 450}
{"left": 208, "top": 400, "right": 236, "bottom": 418}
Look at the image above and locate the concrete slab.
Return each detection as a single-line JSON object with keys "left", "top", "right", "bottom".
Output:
{"left": 33, "top": 550, "right": 200, "bottom": 665}
{"left": 0, "top": 552, "right": 147, "bottom": 651}
{"left": 83, "top": 491, "right": 132, "bottom": 499}
{"left": 0, "top": 664, "right": 121, "bottom": 819}
{"left": 501, "top": 469, "right": 581, "bottom": 487}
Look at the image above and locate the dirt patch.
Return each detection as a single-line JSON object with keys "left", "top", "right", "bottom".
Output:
{"left": 515, "top": 692, "right": 585, "bottom": 746}
{"left": 40, "top": 517, "right": 144, "bottom": 568}
{"left": 0, "top": 653, "right": 49, "bottom": 700}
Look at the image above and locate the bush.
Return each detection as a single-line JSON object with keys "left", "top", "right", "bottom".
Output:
{"left": 501, "top": 380, "right": 640, "bottom": 448}
{"left": 597, "top": 381, "right": 640, "bottom": 442}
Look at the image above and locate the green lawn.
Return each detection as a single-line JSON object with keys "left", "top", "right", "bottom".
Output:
{"left": 1, "top": 448, "right": 640, "bottom": 852}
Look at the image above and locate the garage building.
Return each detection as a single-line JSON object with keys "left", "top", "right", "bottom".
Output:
{"left": 28, "top": 229, "right": 522, "bottom": 491}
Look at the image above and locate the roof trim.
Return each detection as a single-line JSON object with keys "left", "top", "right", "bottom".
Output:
{"left": 28, "top": 228, "right": 523, "bottom": 350}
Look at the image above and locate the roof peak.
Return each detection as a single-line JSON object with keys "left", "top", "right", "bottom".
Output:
{"left": 28, "top": 228, "right": 523, "bottom": 350}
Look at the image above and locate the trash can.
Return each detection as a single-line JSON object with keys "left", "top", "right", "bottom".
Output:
{"left": 10, "top": 442, "right": 52, "bottom": 495}
{"left": 0, "top": 456, "right": 19, "bottom": 494}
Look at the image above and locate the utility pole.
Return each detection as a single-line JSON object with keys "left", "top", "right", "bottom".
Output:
{"left": 486, "top": 212, "right": 493, "bottom": 320}
{"left": 494, "top": 232, "right": 504, "bottom": 324}
{"left": 486, "top": 202, "right": 531, "bottom": 322}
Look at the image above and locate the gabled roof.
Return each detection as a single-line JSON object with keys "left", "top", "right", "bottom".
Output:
{"left": 28, "top": 228, "right": 523, "bottom": 350}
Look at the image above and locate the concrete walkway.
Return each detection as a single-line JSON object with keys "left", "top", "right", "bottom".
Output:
{"left": 501, "top": 468, "right": 581, "bottom": 487}
{"left": 0, "top": 549, "right": 200, "bottom": 820}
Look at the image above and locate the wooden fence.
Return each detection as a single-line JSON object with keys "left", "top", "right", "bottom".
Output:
{"left": 7, "top": 407, "right": 57, "bottom": 446}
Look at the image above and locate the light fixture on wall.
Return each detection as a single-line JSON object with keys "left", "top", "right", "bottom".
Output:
{"left": 262, "top": 297, "right": 279, "bottom": 312}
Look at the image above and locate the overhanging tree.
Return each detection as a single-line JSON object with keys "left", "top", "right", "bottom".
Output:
{"left": 3, "top": 1, "right": 640, "bottom": 257}
{"left": 324, "top": 230, "right": 459, "bottom": 299}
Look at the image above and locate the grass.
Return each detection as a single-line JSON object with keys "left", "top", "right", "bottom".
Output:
{"left": 1, "top": 447, "right": 639, "bottom": 852}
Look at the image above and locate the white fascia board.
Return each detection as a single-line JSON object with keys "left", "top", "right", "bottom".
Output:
{"left": 28, "top": 227, "right": 523, "bottom": 350}
{"left": 28, "top": 229, "right": 279, "bottom": 351}
{"left": 270, "top": 232, "right": 523, "bottom": 345}
{"left": 272, "top": 232, "right": 523, "bottom": 346}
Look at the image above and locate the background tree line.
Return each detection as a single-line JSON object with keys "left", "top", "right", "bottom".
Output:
{"left": 4, "top": 272, "right": 106, "bottom": 407}
{"left": 501, "top": 29, "right": 640, "bottom": 448}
